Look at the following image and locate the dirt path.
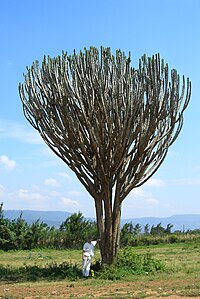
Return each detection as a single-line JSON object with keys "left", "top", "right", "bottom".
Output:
{"left": 1, "top": 278, "right": 200, "bottom": 298}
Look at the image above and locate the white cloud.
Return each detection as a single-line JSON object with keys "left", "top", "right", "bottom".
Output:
{"left": 121, "top": 187, "right": 161, "bottom": 218}
{"left": 60, "top": 197, "right": 79, "bottom": 207}
{"left": 144, "top": 178, "right": 165, "bottom": 187}
{"left": 136, "top": 176, "right": 200, "bottom": 189}
{"left": 0, "top": 118, "right": 42, "bottom": 145}
{"left": 128, "top": 187, "right": 159, "bottom": 206}
{"left": 1, "top": 182, "right": 82, "bottom": 211}
{"left": 0, "top": 155, "right": 16, "bottom": 170}
{"left": 16, "top": 189, "right": 47, "bottom": 201}
{"left": 44, "top": 178, "right": 59, "bottom": 187}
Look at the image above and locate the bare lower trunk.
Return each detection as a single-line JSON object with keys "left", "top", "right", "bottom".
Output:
{"left": 94, "top": 188, "right": 121, "bottom": 265}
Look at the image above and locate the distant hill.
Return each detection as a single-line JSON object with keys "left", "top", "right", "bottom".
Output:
{"left": 121, "top": 214, "right": 200, "bottom": 232}
{"left": 3, "top": 210, "right": 200, "bottom": 231}
{"left": 4, "top": 210, "right": 72, "bottom": 228}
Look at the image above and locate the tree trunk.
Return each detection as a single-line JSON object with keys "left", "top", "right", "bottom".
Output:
{"left": 94, "top": 185, "right": 121, "bottom": 265}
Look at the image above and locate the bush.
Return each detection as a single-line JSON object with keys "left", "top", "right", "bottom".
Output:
{"left": 94, "top": 247, "right": 166, "bottom": 280}
{"left": 168, "top": 235, "right": 179, "bottom": 243}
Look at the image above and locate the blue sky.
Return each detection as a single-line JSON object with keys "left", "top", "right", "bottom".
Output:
{"left": 0, "top": 0, "right": 199, "bottom": 219}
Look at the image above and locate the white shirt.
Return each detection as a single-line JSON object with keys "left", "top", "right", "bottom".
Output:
{"left": 83, "top": 241, "right": 97, "bottom": 257}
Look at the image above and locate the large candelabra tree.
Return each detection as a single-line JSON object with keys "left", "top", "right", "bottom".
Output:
{"left": 19, "top": 47, "right": 191, "bottom": 265}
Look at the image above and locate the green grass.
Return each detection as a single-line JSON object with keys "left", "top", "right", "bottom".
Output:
{"left": 0, "top": 248, "right": 84, "bottom": 267}
{"left": 0, "top": 241, "right": 200, "bottom": 278}
{"left": 130, "top": 242, "right": 200, "bottom": 276}
{"left": 0, "top": 241, "right": 200, "bottom": 298}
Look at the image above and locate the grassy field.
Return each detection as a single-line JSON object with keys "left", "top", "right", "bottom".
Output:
{"left": 0, "top": 241, "right": 200, "bottom": 298}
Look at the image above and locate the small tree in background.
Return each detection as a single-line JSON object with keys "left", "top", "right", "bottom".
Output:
{"left": 19, "top": 46, "right": 191, "bottom": 265}
{"left": 59, "top": 212, "right": 97, "bottom": 248}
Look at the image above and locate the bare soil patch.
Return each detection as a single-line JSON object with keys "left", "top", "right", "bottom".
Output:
{"left": 1, "top": 277, "right": 200, "bottom": 299}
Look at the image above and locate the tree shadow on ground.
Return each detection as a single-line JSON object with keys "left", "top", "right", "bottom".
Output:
{"left": 0, "top": 262, "right": 82, "bottom": 283}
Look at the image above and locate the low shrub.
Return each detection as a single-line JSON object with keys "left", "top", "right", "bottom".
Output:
{"left": 94, "top": 247, "right": 166, "bottom": 280}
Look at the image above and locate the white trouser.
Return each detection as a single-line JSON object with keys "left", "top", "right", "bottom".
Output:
{"left": 82, "top": 256, "right": 91, "bottom": 277}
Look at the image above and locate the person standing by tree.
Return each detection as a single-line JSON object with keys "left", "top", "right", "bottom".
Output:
{"left": 82, "top": 236, "right": 98, "bottom": 277}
